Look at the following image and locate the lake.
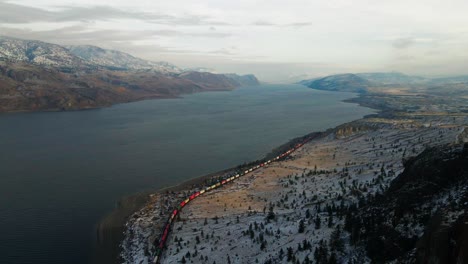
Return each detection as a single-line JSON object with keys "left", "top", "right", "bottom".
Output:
{"left": 0, "top": 84, "right": 373, "bottom": 264}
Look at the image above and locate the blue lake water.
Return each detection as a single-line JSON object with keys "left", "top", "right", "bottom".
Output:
{"left": 0, "top": 84, "right": 373, "bottom": 264}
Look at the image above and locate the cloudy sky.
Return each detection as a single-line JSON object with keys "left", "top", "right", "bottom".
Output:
{"left": 1, "top": 0, "right": 468, "bottom": 82}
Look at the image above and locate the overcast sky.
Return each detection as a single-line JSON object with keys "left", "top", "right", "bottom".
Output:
{"left": 1, "top": 0, "right": 468, "bottom": 82}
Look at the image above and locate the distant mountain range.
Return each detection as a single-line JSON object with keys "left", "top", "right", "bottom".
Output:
{"left": 299, "top": 73, "right": 372, "bottom": 93}
{"left": 300, "top": 72, "right": 468, "bottom": 94}
{"left": 0, "top": 36, "right": 259, "bottom": 112}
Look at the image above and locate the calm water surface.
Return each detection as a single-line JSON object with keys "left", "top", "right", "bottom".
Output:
{"left": 0, "top": 84, "right": 373, "bottom": 264}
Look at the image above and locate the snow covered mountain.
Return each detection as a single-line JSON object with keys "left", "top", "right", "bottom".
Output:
{"left": 0, "top": 36, "right": 86, "bottom": 69}
{"left": 66, "top": 45, "right": 181, "bottom": 73}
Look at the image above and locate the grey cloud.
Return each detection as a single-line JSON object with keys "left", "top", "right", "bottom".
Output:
{"left": 1, "top": 25, "right": 164, "bottom": 43}
{"left": 161, "top": 15, "right": 230, "bottom": 26}
{"left": 396, "top": 55, "right": 415, "bottom": 61}
{"left": 0, "top": 2, "right": 229, "bottom": 26}
{"left": 208, "top": 48, "right": 236, "bottom": 56}
{"left": 0, "top": 26, "right": 176, "bottom": 58}
{"left": 393, "top": 38, "right": 414, "bottom": 49}
{"left": 251, "top": 20, "right": 312, "bottom": 27}
{"left": 0, "top": 25, "right": 229, "bottom": 45}
{"left": 52, "top": 6, "right": 173, "bottom": 23}
{"left": 0, "top": 2, "right": 55, "bottom": 23}
{"left": 286, "top": 22, "right": 313, "bottom": 27}
{"left": 189, "top": 32, "right": 230, "bottom": 38}
{"left": 252, "top": 20, "right": 277, "bottom": 26}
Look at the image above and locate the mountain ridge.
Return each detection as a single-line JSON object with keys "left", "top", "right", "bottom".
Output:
{"left": 0, "top": 36, "right": 260, "bottom": 112}
{"left": 299, "top": 72, "right": 468, "bottom": 93}
{"left": 65, "top": 44, "right": 181, "bottom": 73}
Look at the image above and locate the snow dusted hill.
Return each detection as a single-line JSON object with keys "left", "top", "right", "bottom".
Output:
{"left": 0, "top": 36, "right": 86, "bottom": 68}
{"left": 66, "top": 45, "right": 182, "bottom": 73}
{"left": 120, "top": 113, "right": 468, "bottom": 264}
{"left": 0, "top": 36, "right": 259, "bottom": 112}
{"left": 0, "top": 36, "right": 182, "bottom": 73}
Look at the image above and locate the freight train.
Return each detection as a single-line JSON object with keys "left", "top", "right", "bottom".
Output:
{"left": 151, "top": 139, "right": 309, "bottom": 263}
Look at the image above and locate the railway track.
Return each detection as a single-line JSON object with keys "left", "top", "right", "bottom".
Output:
{"left": 151, "top": 137, "right": 312, "bottom": 263}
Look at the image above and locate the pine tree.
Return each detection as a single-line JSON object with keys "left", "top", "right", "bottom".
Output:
{"left": 298, "top": 219, "right": 305, "bottom": 233}
{"left": 328, "top": 215, "right": 333, "bottom": 228}
{"left": 267, "top": 204, "right": 275, "bottom": 221}
{"left": 315, "top": 215, "right": 321, "bottom": 229}
{"left": 279, "top": 248, "right": 284, "bottom": 259}
{"left": 328, "top": 252, "right": 337, "bottom": 264}
{"left": 329, "top": 226, "right": 344, "bottom": 252}
{"left": 287, "top": 247, "right": 293, "bottom": 262}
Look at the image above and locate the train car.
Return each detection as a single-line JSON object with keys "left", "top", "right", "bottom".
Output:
{"left": 200, "top": 189, "right": 206, "bottom": 195}
{"left": 152, "top": 248, "right": 161, "bottom": 264}
{"left": 248, "top": 168, "right": 253, "bottom": 172}
{"left": 244, "top": 170, "right": 249, "bottom": 174}
{"left": 215, "top": 182, "right": 221, "bottom": 187}
{"left": 229, "top": 176, "right": 235, "bottom": 181}
{"left": 189, "top": 191, "right": 200, "bottom": 200}
{"left": 235, "top": 174, "right": 240, "bottom": 178}
{"left": 221, "top": 179, "right": 227, "bottom": 185}
{"left": 260, "top": 163, "right": 264, "bottom": 167}
{"left": 179, "top": 200, "right": 187, "bottom": 208}
{"left": 170, "top": 209, "right": 178, "bottom": 221}
{"left": 159, "top": 224, "right": 170, "bottom": 247}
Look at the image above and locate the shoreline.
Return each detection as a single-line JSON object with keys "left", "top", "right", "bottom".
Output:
{"left": 92, "top": 89, "right": 379, "bottom": 263}
{"left": 92, "top": 131, "right": 329, "bottom": 264}
{"left": 0, "top": 84, "right": 260, "bottom": 114}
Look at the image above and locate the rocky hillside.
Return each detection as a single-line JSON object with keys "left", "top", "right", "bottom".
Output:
{"left": 346, "top": 143, "right": 468, "bottom": 263}
{"left": 0, "top": 61, "right": 260, "bottom": 112}
{"left": 0, "top": 37, "right": 86, "bottom": 70}
{"left": 66, "top": 45, "right": 181, "bottom": 73}
{"left": 0, "top": 36, "right": 259, "bottom": 112}
{"left": 223, "top": 73, "right": 260, "bottom": 86}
